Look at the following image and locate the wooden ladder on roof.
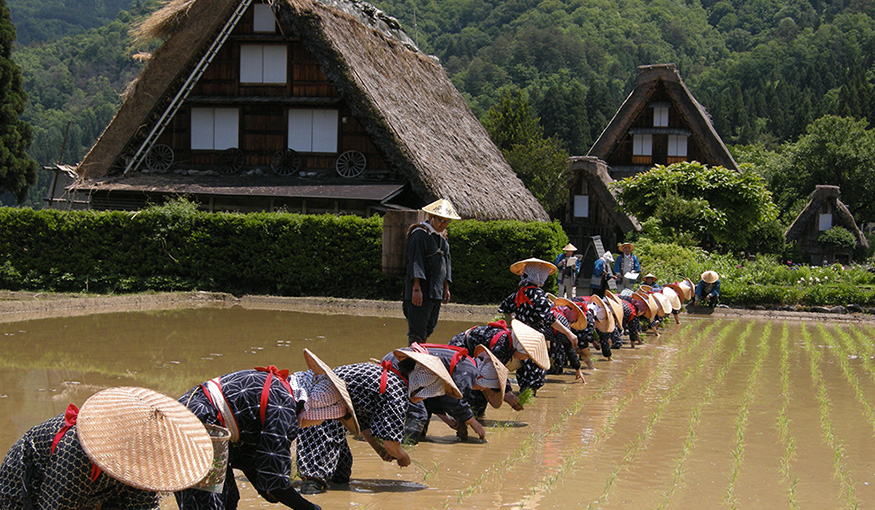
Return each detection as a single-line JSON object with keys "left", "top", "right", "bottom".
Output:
{"left": 122, "top": 0, "right": 254, "bottom": 175}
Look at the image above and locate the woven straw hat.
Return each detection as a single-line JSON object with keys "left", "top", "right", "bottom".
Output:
{"left": 660, "top": 287, "right": 682, "bottom": 310}
{"left": 474, "top": 345, "right": 509, "bottom": 408}
{"left": 619, "top": 242, "right": 634, "bottom": 251}
{"left": 651, "top": 291, "right": 671, "bottom": 316}
{"left": 509, "top": 258, "right": 557, "bottom": 276}
{"left": 702, "top": 270, "right": 719, "bottom": 284}
{"left": 76, "top": 387, "right": 213, "bottom": 492}
{"left": 603, "top": 291, "right": 626, "bottom": 325}
{"left": 639, "top": 284, "right": 652, "bottom": 293}
{"left": 664, "top": 283, "right": 687, "bottom": 302}
{"left": 552, "top": 296, "right": 587, "bottom": 329}
{"left": 421, "top": 198, "right": 461, "bottom": 220}
{"left": 632, "top": 291, "right": 657, "bottom": 320}
{"left": 590, "top": 295, "right": 615, "bottom": 333}
{"left": 303, "top": 349, "right": 360, "bottom": 435}
{"left": 680, "top": 278, "right": 695, "bottom": 300}
{"left": 393, "top": 349, "right": 463, "bottom": 399}
{"left": 642, "top": 273, "right": 657, "bottom": 281}
{"left": 510, "top": 319, "right": 550, "bottom": 370}
{"left": 562, "top": 243, "right": 577, "bottom": 252}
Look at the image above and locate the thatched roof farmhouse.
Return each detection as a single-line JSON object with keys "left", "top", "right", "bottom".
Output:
{"left": 59, "top": 0, "right": 548, "bottom": 221}
{"left": 785, "top": 185, "right": 869, "bottom": 264}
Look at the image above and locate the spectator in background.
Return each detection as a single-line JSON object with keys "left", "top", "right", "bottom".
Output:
{"left": 613, "top": 243, "right": 641, "bottom": 294}
{"left": 403, "top": 199, "right": 460, "bottom": 345}
{"left": 554, "top": 243, "right": 580, "bottom": 298}
{"left": 590, "top": 251, "right": 614, "bottom": 297}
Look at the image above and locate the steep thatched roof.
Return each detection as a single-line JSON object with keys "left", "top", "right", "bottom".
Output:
{"left": 569, "top": 156, "right": 640, "bottom": 233}
{"left": 75, "top": 0, "right": 548, "bottom": 221}
{"left": 785, "top": 185, "right": 869, "bottom": 248}
{"left": 588, "top": 63, "right": 738, "bottom": 171}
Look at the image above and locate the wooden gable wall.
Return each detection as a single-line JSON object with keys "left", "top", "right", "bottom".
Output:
{"left": 153, "top": 1, "right": 389, "bottom": 175}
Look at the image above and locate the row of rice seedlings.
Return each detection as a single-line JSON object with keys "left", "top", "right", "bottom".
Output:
{"left": 513, "top": 320, "right": 730, "bottom": 509}
{"left": 724, "top": 321, "right": 772, "bottom": 510}
{"left": 656, "top": 319, "right": 759, "bottom": 510}
{"left": 774, "top": 322, "right": 799, "bottom": 510}
{"left": 819, "top": 324, "right": 875, "bottom": 437}
{"left": 800, "top": 324, "right": 860, "bottom": 509}
{"left": 844, "top": 324, "right": 875, "bottom": 359}
{"left": 592, "top": 321, "right": 748, "bottom": 510}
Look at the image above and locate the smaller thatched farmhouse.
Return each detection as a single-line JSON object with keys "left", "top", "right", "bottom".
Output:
{"left": 785, "top": 185, "right": 869, "bottom": 265}
{"left": 561, "top": 63, "right": 736, "bottom": 255}
{"left": 53, "top": 0, "right": 547, "bottom": 221}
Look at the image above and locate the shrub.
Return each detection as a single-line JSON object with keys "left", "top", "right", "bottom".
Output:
{"left": 818, "top": 226, "right": 857, "bottom": 252}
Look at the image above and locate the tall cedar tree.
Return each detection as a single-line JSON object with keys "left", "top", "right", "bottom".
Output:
{"left": 0, "top": 0, "right": 36, "bottom": 202}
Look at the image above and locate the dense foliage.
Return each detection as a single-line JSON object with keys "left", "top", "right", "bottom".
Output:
{"left": 0, "top": 0, "right": 37, "bottom": 203}
{"left": 613, "top": 162, "right": 779, "bottom": 253}
{"left": 0, "top": 202, "right": 567, "bottom": 304}
{"left": 6, "top": 0, "right": 875, "bottom": 208}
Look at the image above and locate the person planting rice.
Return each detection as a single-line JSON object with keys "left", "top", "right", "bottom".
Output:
{"left": 448, "top": 319, "right": 547, "bottom": 418}
{"left": 694, "top": 271, "right": 721, "bottom": 307}
{"left": 499, "top": 258, "right": 570, "bottom": 394}
{"left": 546, "top": 295, "right": 590, "bottom": 379}
{"left": 660, "top": 285, "right": 684, "bottom": 324}
{"left": 295, "top": 351, "right": 458, "bottom": 495}
{"left": 175, "top": 350, "right": 358, "bottom": 510}
{"left": 386, "top": 343, "right": 507, "bottom": 443}
{"left": 640, "top": 273, "right": 661, "bottom": 291}
{"left": 623, "top": 291, "right": 657, "bottom": 346}
{"left": 601, "top": 292, "right": 627, "bottom": 350}
{"left": 0, "top": 387, "right": 214, "bottom": 510}
{"left": 586, "top": 294, "right": 618, "bottom": 360}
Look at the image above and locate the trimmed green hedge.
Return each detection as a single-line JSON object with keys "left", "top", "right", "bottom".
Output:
{"left": 0, "top": 204, "right": 568, "bottom": 305}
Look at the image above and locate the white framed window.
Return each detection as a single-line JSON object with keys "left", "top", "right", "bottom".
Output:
{"left": 288, "top": 109, "right": 338, "bottom": 153}
{"left": 654, "top": 106, "right": 668, "bottom": 127}
{"left": 573, "top": 195, "right": 589, "bottom": 218}
{"left": 668, "top": 135, "right": 688, "bottom": 157}
{"left": 819, "top": 213, "right": 833, "bottom": 231}
{"left": 253, "top": 4, "right": 276, "bottom": 33}
{"left": 633, "top": 134, "right": 652, "bottom": 155}
{"left": 191, "top": 108, "right": 239, "bottom": 150}
{"left": 240, "top": 45, "right": 287, "bottom": 84}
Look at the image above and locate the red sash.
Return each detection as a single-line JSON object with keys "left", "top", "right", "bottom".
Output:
{"left": 379, "top": 360, "right": 408, "bottom": 394}
{"left": 417, "top": 343, "right": 472, "bottom": 375}
{"left": 487, "top": 320, "right": 512, "bottom": 349}
{"left": 514, "top": 285, "right": 536, "bottom": 306}
{"left": 52, "top": 404, "right": 101, "bottom": 482}
{"left": 255, "top": 365, "right": 293, "bottom": 425}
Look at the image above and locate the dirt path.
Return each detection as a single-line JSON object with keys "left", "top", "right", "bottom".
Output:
{"left": 2, "top": 290, "right": 873, "bottom": 324}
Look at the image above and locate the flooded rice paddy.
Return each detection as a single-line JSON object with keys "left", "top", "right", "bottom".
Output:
{"left": 2, "top": 305, "right": 875, "bottom": 509}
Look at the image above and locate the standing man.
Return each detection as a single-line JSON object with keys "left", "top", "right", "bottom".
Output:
{"left": 404, "top": 198, "right": 460, "bottom": 345}
{"left": 590, "top": 251, "right": 614, "bottom": 297}
{"left": 554, "top": 243, "right": 580, "bottom": 298}
{"left": 613, "top": 242, "right": 641, "bottom": 294}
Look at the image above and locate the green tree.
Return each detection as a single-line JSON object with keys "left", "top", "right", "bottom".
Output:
{"left": 613, "top": 161, "right": 779, "bottom": 253}
{"left": 765, "top": 115, "right": 875, "bottom": 223}
{"left": 0, "top": 0, "right": 37, "bottom": 203}
{"left": 483, "top": 88, "right": 569, "bottom": 216}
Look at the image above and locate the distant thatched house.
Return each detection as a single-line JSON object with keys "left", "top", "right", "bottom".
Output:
{"left": 785, "top": 185, "right": 869, "bottom": 264}
{"left": 52, "top": 0, "right": 547, "bottom": 221}
{"left": 560, "top": 63, "right": 736, "bottom": 255}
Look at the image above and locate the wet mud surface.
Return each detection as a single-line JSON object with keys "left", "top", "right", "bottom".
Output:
{"left": 2, "top": 293, "right": 875, "bottom": 508}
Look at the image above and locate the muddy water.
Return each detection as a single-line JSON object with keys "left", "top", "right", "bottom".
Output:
{"left": 2, "top": 307, "right": 875, "bottom": 509}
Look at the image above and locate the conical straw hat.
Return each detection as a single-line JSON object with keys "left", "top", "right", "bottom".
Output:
{"left": 590, "top": 295, "right": 615, "bottom": 333}
{"left": 393, "top": 349, "right": 463, "bottom": 399}
{"left": 303, "top": 349, "right": 360, "bottom": 435}
{"left": 639, "top": 284, "right": 652, "bottom": 293}
{"left": 510, "top": 319, "right": 550, "bottom": 370}
{"left": 632, "top": 291, "right": 657, "bottom": 320}
{"left": 421, "top": 198, "right": 461, "bottom": 220}
{"left": 702, "top": 270, "right": 719, "bottom": 284}
{"left": 664, "top": 283, "right": 687, "bottom": 303}
{"left": 474, "top": 345, "right": 509, "bottom": 408}
{"left": 553, "top": 297, "right": 587, "bottom": 330}
{"left": 562, "top": 243, "right": 577, "bottom": 252}
{"left": 680, "top": 278, "right": 695, "bottom": 300}
{"left": 660, "top": 287, "right": 682, "bottom": 310}
{"left": 509, "top": 258, "right": 557, "bottom": 276}
{"left": 651, "top": 292, "right": 670, "bottom": 316}
{"left": 603, "top": 290, "right": 626, "bottom": 325}
{"left": 76, "top": 387, "right": 213, "bottom": 492}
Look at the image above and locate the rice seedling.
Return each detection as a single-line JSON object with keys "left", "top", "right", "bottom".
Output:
{"left": 724, "top": 321, "right": 771, "bottom": 510}
{"left": 513, "top": 321, "right": 732, "bottom": 509}
{"left": 654, "top": 319, "right": 757, "bottom": 510}
{"left": 517, "top": 387, "right": 535, "bottom": 406}
{"left": 774, "top": 322, "right": 799, "bottom": 510}
{"left": 819, "top": 323, "right": 875, "bottom": 437}
{"left": 800, "top": 324, "right": 860, "bottom": 509}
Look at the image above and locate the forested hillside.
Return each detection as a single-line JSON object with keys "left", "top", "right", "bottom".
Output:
{"left": 6, "top": 0, "right": 875, "bottom": 209}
